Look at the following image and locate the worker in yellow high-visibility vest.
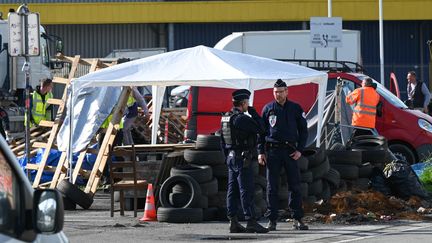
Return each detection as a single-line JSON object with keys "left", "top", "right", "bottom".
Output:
{"left": 123, "top": 87, "right": 149, "bottom": 145}
{"left": 25, "top": 78, "right": 53, "bottom": 127}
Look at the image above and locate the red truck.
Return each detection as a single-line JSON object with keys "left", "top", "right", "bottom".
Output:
{"left": 185, "top": 61, "right": 432, "bottom": 165}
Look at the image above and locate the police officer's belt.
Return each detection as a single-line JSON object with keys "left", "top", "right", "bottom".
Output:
{"left": 266, "top": 142, "right": 296, "bottom": 150}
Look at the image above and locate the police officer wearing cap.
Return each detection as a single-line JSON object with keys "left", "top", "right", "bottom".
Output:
{"left": 220, "top": 89, "right": 268, "bottom": 234}
{"left": 258, "top": 79, "right": 309, "bottom": 231}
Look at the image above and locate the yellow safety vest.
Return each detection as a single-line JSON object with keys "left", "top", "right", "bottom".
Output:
{"left": 127, "top": 96, "right": 136, "bottom": 107}
{"left": 25, "top": 91, "right": 53, "bottom": 126}
{"left": 101, "top": 114, "right": 124, "bottom": 129}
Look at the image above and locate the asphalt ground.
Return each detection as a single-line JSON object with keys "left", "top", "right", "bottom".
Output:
{"left": 63, "top": 192, "right": 432, "bottom": 243}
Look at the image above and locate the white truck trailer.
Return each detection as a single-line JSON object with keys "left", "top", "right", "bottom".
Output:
{"left": 214, "top": 30, "right": 362, "bottom": 64}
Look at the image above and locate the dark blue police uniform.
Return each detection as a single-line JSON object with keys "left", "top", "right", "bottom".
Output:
{"left": 258, "top": 98, "right": 308, "bottom": 221}
{"left": 221, "top": 106, "right": 265, "bottom": 221}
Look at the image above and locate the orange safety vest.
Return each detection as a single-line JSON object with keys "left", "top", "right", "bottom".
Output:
{"left": 346, "top": 87, "right": 380, "bottom": 128}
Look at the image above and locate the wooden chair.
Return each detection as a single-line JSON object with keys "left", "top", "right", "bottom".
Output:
{"left": 109, "top": 145, "right": 148, "bottom": 217}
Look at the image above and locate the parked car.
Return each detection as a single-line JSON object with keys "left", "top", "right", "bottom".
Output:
{"left": 0, "top": 136, "right": 67, "bottom": 242}
{"left": 185, "top": 61, "right": 432, "bottom": 165}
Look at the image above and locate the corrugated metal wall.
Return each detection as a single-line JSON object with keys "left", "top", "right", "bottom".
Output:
{"left": 44, "top": 23, "right": 163, "bottom": 58}
{"left": 173, "top": 21, "right": 432, "bottom": 100}
{"left": 2, "top": 0, "right": 158, "bottom": 3}
{"left": 173, "top": 22, "right": 305, "bottom": 50}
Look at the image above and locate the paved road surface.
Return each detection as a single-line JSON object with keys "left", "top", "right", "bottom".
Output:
{"left": 63, "top": 192, "right": 432, "bottom": 243}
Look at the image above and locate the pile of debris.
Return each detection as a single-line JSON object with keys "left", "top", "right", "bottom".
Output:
{"left": 303, "top": 190, "right": 432, "bottom": 224}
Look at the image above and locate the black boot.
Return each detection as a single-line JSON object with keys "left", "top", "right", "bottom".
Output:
{"left": 229, "top": 216, "right": 246, "bottom": 233}
{"left": 293, "top": 219, "right": 309, "bottom": 230}
{"left": 246, "top": 219, "right": 269, "bottom": 233}
{"left": 266, "top": 220, "right": 277, "bottom": 231}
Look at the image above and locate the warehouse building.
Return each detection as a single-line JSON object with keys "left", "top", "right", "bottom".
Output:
{"left": 1, "top": 0, "right": 431, "bottom": 99}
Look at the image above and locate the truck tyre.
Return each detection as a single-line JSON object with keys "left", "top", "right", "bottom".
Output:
{"left": 297, "top": 156, "right": 309, "bottom": 172}
{"left": 308, "top": 179, "right": 323, "bottom": 196}
{"left": 330, "top": 143, "right": 346, "bottom": 151}
{"left": 358, "top": 163, "right": 373, "bottom": 178}
{"left": 255, "top": 176, "right": 267, "bottom": 190}
{"left": 170, "top": 164, "right": 212, "bottom": 183}
{"left": 350, "top": 138, "right": 386, "bottom": 150}
{"left": 388, "top": 144, "right": 416, "bottom": 165}
{"left": 169, "top": 193, "right": 209, "bottom": 208}
{"left": 157, "top": 207, "right": 203, "bottom": 223}
{"left": 351, "top": 139, "right": 387, "bottom": 163}
{"left": 331, "top": 164, "right": 359, "bottom": 180}
{"left": 300, "top": 182, "right": 309, "bottom": 197}
{"left": 318, "top": 181, "right": 331, "bottom": 200}
{"left": 184, "top": 149, "right": 225, "bottom": 165}
{"left": 159, "top": 175, "right": 202, "bottom": 208}
{"left": 300, "top": 171, "right": 313, "bottom": 183}
{"left": 203, "top": 207, "right": 218, "bottom": 221}
{"left": 195, "top": 135, "right": 222, "bottom": 150}
{"left": 310, "top": 158, "right": 330, "bottom": 180}
{"left": 327, "top": 150, "right": 362, "bottom": 165}
{"left": 62, "top": 195, "right": 77, "bottom": 210}
{"left": 303, "top": 148, "right": 325, "bottom": 167}
{"left": 323, "top": 168, "right": 341, "bottom": 188}
{"left": 199, "top": 178, "right": 218, "bottom": 196}
{"left": 211, "top": 164, "right": 228, "bottom": 178}
{"left": 57, "top": 179, "right": 93, "bottom": 209}
{"left": 353, "top": 178, "right": 370, "bottom": 191}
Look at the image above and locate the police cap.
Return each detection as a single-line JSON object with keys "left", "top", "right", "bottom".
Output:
{"left": 274, "top": 79, "right": 287, "bottom": 88}
{"left": 232, "top": 89, "right": 251, "bottom": 101}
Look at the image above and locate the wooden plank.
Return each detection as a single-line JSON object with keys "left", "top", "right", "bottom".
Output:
{"left": 85, "top": 87, "right": 131, "bottom": 195}
{"left": 72, "top": 151, "right": 86, "bottom": 184}
{"left": 26, "top": 163, "right": 57, "bottom": 172}
{"left": 89, "top": 59, "right": 99, "bottom": 72}
{"left": 32, "top": 142, "right": 47, "bottom": 149}
{"left": 49, "top": 153, "right": 67, "bottom": 189}
{"left": 32, "top": 55, "right": 80, "bottom": 188}
{"left": 39, "top": 120, "right": 55, "bottom": 128}
{"left": 11, "top": 131, "right": 51, "bottom": 153}
{"left": 46, "top": 98, "right": 64, "bottom": 106}
{"left": 52, "top": 77, "right": 69, "bottom": 85}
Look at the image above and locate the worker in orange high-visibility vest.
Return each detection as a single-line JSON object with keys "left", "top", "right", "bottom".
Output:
{"left": 346, "top": 77, "right": 380, "bottom": 137}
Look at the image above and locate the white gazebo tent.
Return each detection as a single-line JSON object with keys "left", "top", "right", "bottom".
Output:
{"left": 57, "top": 45, "right": 327, "bottom": 153}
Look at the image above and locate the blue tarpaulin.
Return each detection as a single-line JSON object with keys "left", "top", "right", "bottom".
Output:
{"left": 19, "top": 144, "right": 98, "bottom": 185}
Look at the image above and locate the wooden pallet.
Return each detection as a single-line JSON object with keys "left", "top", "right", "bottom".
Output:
{"left": 26, "top": 55, "right": 80, "bottom": 188}
{"left": 84, "top": 87, "right": 131, "bottom": 196}
{"left": 16, "top": 54, "right": 118, "bottom": 188}
{"left": 132, "top": 107, "right": 187, "bottom": 144}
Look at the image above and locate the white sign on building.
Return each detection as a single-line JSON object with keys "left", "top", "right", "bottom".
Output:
{"left": 310, "top": 17, "right": 342, "bottom": 48}
{"left": 8, "top": 12, "right": 40, "bottom": 56}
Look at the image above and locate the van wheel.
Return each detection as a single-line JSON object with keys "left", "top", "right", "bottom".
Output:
{"left": 388, "top": 144, "right": 416, "bottom": 164}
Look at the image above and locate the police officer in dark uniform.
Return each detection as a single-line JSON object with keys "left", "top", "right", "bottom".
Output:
{"left": 220, "top": 89, "right": 268, "bottom": 234}
{"left": 258, "top": 79, "right": 309, "bottom": 231}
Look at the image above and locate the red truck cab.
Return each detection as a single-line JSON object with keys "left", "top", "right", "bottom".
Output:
{"left": 185, "top": 62, "right": 432, "bottom": 164}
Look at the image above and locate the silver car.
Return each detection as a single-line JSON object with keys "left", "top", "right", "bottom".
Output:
{"left": 0, "top": 136, "right": 68, "bottom": 243}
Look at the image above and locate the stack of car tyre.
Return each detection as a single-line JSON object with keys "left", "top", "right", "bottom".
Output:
{"left": 157, "top": 164, "right": 218, "bottom": 223}
{"left": 182, "top": 135, "right": 267, "bottom": 220}
{"left": 327, "top": 135, "right": 388, "bottom": 191}
{"left": 302, "top": 147, "right": 335, "bottom": 203}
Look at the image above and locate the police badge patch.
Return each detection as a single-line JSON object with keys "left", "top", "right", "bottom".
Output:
{"left": 269, "top": 115, "right": 277, "bottom": 127}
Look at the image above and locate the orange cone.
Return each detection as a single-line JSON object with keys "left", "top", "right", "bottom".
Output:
{"left": 139, "top": 183, "right": 157, "bottom": 222}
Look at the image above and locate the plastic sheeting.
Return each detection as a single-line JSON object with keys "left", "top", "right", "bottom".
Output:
{"left": 19, "top": 145, "right": 97, "bottom": 185}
